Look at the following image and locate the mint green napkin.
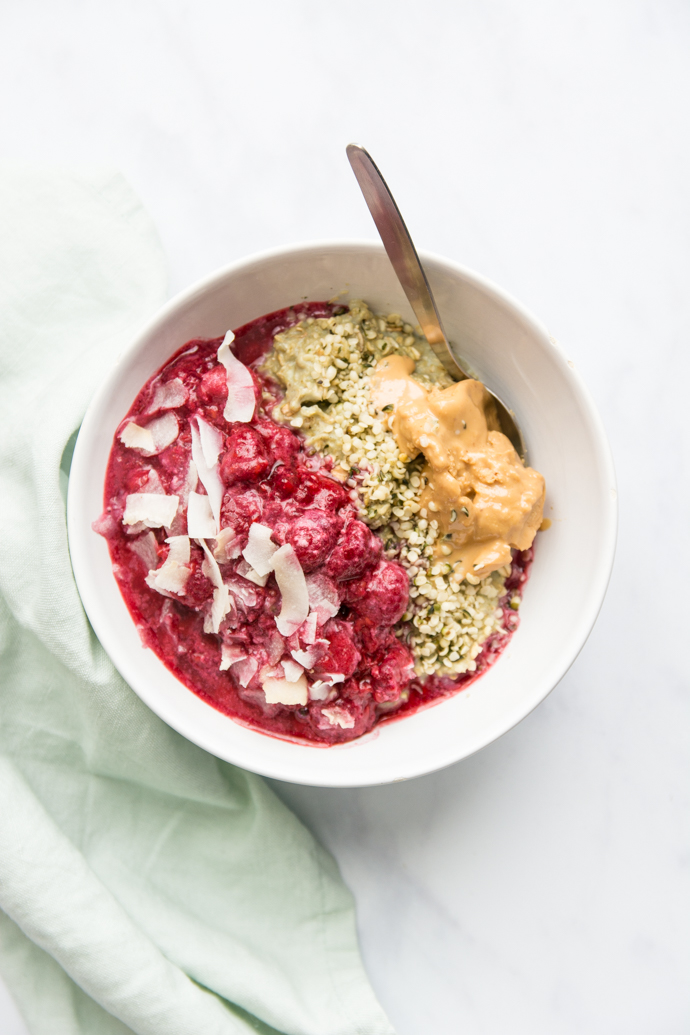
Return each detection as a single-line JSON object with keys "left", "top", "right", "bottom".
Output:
{"left": 0, "top": 165, "right": 394, "bottom": 1035}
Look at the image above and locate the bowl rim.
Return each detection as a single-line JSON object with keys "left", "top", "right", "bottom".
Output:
{"left": 67, "top": 239, "right": 618, "bottom": 785}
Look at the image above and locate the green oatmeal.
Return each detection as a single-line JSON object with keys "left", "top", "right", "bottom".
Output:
{"left": 261, "top": 301, "right": 511, "bottom": 679}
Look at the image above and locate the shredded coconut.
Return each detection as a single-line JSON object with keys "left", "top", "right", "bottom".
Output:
{"left": 146, "top": 535, "right": 191, "bottom": 596}
{"left": 198, "top": 538, "right": 232, "bottom": 634}
{"left": 271, "top": 543, "right": 310, "bottom": 636}
{"left": 282, "top": 659, "right": 305, "bottom": 683}
{"left": 119, "top": 413, "right": 179, "bottom": 456}
{"left": 262, "top": 674, "right": 308, "bottom": 706}
{"left": 190, "top": 420, "right": 224, "bottom": 533}
{"left": 218, "top": 331, "right": 255, "bottom": 423}
{"left": 149, "top": 378, "right": 188, "bottom": 412}
{"left": 123, "top": 493, "right": 179, "bottom": 529}
{"left": 242, "top": 523, "right": 279, "bottom": 576}
{"left": 186, "top": 491, "right": 216, "bottom": 539}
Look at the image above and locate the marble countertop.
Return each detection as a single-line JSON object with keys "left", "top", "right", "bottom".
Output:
{"left": 0, "top": 1, "right": 687, "bottom": 1032}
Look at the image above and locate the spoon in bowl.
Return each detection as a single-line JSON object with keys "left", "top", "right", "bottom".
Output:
{"left": 346, "top": 143, "right": 526, "bottom": 460}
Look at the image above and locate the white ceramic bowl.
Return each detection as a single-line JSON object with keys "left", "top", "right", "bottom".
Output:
{"left": 68, "top": 242, "right": 617, "bottom": 787}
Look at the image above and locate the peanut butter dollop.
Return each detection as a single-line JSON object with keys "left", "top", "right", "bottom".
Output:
{"left": 370, "top": 355, "right": 545, "bottom": 580}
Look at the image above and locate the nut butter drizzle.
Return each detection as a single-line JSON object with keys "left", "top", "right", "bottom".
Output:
{"left": 369, "top": 355, "right": 545, "bottom": 580}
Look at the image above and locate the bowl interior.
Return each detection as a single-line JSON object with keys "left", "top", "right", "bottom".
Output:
{"left": 67, "top": 242, "right": 616, "bottom": 786}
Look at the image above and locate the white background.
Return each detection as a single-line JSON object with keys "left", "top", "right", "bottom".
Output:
{"left": 1, "top": 1, "right": 688, "bottom": 1032}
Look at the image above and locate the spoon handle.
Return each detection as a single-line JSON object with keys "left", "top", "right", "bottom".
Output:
{"left": 346, "top": 143, "right": 464, "bottom": 380}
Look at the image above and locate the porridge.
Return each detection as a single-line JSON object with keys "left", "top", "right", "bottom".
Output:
{"left": 95, "top": 301, "right": 544, "bottom": 744}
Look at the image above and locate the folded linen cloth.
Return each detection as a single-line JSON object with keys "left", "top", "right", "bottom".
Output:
{"left": 0, "top": 165, "right": 394, "bottom": 1035}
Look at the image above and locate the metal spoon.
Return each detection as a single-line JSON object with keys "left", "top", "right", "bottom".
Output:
{"left": 346, "top": 143, "right": 525, "bottom": 459}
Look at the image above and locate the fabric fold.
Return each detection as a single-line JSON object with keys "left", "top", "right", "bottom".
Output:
{"left": 0, "top": 757, "right": 241, "bottom": 1035}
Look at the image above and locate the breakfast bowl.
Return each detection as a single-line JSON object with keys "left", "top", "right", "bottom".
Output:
{"left": 67, "top": 241, "right": 617, "bottom": 787}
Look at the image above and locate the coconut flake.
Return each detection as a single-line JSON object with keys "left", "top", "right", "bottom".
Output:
{"left": 190, "top": 420, "right": 224, "bottom": 533}
{"left": 290, "top": 642, "right": 327, "bottom": 669}
{"left": 92, "top": 512, "right": 118, "bottom": 537}
{"left": 187, "top": 491, "right": 216, "bottom": 538}
{"left": 148, "top": 413, "right": 179, "bottom": 453}
{"left": 166, "top": 536, "right": 190, "bottom": 564}
{"left": 218, "top": 331, "right": 255, "bottom": 423}
{"left": 219, "top": 644, "right": 248, "bottom": 672}
{"left": 210, "top": 584, "right": 231, "bottom": 634}
{"left": 141, "top": 468, "right": 165, "bottom": 494}
{"left": 123, "top": 493, "right": 179, "bottom": 528}
{"left": 120, "top": 413, "right": 179, "bottom": 456}
{"left": 236, "top": 558, "right": 269, "bottom": 587}
{"left": 242, "top": 523, "right": 279, "bottom": 576}
{"left": 196, "top": 416, "right": 224, "bottom": 469}
{"left": 305, "top": 573, "right": 340, "bottom": 625}
{"left": 214, "top": 527, "right": 242, "bottom": 562}
{"left": 233, "top": 656, "right": 258, "bottom": 687}
{"left": 262, "top": 674, "right": 308, "bottom": 706}
{"left": 198, "top": 539, "right": 231, "bottom": 634}
{"left": 146, "top": 535, "right": 191, "bottom": 596}
{"left": 186, "top": 459, "right": 198, "bottom": 494}
{"left": 321, "top": 705, "right": 355, "bottom": 729}
{"left": 149, "top": 378, "right": 188, "bottom": 412}
{"left": 129, "top": 531, "right": 159, "bottom": 570}
{"left": 308, "top": 681, "right": 336, "bottom": 702}
{"left": 120, "top": 422, "right": 155, "bottom": 454}
{"left": 291, "top": 648, "right": 316, "bottom": 668}
{"left": 282, "top": 659, "right": 305, "bottom": 683}
{"left": 225, "top": 575, "right": 262, "bottom": 611}
{"left": 264, "top": 628, "right": 286, "bottom": 666}
{"left": 146, "top": 559, "right": 182, "bottom": 598}
{"left": 245, "top": 569, "right": 269, "bottom": 588}
{"left": 271, "top": 544, "right": 309, "bottom": 637}
{"left": 303, "top": 670, "right": 344, "bottom": 694}
{"left": 299, "top": 612, "right": 318, "bottom": 645}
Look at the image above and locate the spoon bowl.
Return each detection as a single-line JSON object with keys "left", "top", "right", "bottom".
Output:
{"left": 68, "top": 239, "right": 617, "bottom": 785}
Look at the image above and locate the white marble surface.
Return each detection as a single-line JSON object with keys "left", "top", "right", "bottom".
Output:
{"left": 1, "top": 1, "right": 688, "bottom": 1032}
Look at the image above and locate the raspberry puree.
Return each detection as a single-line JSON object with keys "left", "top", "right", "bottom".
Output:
{"left": 97, "top": 303, "right": 530, "bottom": 745}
